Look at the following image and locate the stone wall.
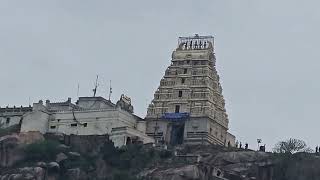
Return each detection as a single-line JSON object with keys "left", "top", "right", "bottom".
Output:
{"left": 45, "top": 133, "right": 108, "bottom": 154}
{"left": 47, "top": 109, "right": 137, "bottom": 136}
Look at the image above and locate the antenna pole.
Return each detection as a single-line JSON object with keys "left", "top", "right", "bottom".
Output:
{"left": 77, "top": 83, "right": 80, "bottom": 97}
{"left": 93, "top": 75, "right": 99, "bottom": 97}
{"left": 108, "top": 80, "right": 112, "bottom": 101}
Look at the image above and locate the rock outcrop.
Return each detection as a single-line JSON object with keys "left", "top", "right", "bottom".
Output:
{"left": 2, "top": 132, "right": 319, "bottom": 180}
{"left": 0, "top": 133, "right": 114, "bottom": 180}
{"left": 0, "top": 162, "right": 78, "bottom": 180}
{"left": 0, "top": 132, "right": 44, "bottom": 167}
{"left": 141, "top": 147, "right": 274, "bottom": 180}
{"left": 0, "top": 167, "right": 46, "bottom": 180}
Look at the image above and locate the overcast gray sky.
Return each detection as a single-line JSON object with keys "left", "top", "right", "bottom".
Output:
{"left": 1, "top": 0, "right": 319, "bottom": 150}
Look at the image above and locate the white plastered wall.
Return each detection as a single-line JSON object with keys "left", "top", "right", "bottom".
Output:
{"left": 21, "top": 111, "right": 50, "bottom": 134}
{"left": 48, "top": 109, "right": 136, "bottom": 135}
{"left": 0, "top": 116, "right": 21, "bottom": 128}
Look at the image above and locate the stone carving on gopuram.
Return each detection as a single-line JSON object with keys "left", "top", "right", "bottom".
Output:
{"left": 145, "top": 34, "right": 235, "bottom": 146}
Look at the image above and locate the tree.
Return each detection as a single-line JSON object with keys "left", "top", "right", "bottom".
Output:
{"left": 273, "top": 138, "right": 313, "bottom": 154}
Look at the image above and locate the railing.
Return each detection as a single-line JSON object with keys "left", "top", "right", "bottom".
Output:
{"left": 50, "top": 108, "right": 117, "bottom": 113}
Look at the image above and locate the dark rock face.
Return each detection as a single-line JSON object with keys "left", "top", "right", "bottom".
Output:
{"left": 0, "top": 161, "right": 86, "bottom": 180}
{"left": 0, "top": 135, "right": 22, "bottom": 168}
{"left": 93, "top": 157, "right": 109, "bottom": 179}
{"left": 0, "top": 132, "right": 44, "bottom": 168}
{"left": 0, "top": 167, "right": 46, "bottom": 180}
{"left": 208, "top": 151, "right": 273, "bottom": 180}
{"left": 66, "top": 168, "right": 81, "bottom": 180}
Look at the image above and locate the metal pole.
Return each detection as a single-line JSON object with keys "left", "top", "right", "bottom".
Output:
{"left": 77, "top": 83, "right": 80, "bottom": 97}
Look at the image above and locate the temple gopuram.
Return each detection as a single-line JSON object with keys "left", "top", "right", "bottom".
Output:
{"left": 145, "top": 34, "right": 235, "bottom": 146}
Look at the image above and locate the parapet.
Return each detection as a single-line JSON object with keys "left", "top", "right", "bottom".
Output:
{"left": 0, "top": 106, "right": 32, "bottom": 114}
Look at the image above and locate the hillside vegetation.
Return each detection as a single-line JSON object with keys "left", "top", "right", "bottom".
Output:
{"left": 1, "top": 132, "right": 320, "bottom": 180}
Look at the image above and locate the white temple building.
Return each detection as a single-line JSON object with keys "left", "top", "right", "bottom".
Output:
{"left": 0, "top": 95, "right": 154, "bottom": 147}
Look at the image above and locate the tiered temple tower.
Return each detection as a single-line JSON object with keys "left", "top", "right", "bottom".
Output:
{"left": 145, "top": 34, "right": 235, "bottom": 146}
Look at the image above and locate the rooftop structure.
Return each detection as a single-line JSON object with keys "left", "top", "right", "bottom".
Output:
{"left": 0, "top": 106, "right": 32, "bottom": 128}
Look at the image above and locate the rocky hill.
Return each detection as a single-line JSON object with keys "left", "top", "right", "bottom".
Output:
{"left": 1, "top": 129, "right": 320, "bottom": 180}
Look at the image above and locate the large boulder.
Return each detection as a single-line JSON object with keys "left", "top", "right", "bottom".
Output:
{"left": 56, "top": 153, "right": 68, "bottom": 163}
{"left": 204, "top": 151, "right": 273, "bottom": 180}
{"left": 48, "top": 162, "right": 60, "bottom": 171}
{"left": 68, "top": 152, "right": 81, "bottom": 158}
{"left": 209, "top": 151, "right": 270, "bottom": 166}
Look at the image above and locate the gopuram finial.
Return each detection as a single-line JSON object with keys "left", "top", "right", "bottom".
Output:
{"left": 177, "top": 35, "right": 214, "bottom": 50}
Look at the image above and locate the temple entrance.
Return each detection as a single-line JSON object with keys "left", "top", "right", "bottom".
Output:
{"left": 170, "top": 122, "right": 185, "bottom": 145}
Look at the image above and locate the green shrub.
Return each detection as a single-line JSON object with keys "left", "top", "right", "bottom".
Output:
{"left": 62, "top": 157, "right": 93, "bottom": 170}
{"left": 159, "top": 150, "right": 172, "bottom": 159}
{"left": 101, "top": 143, "right": 160, "bottom": 170}
{"left": 101, "top": 140, "right": 121, "bottom": 166}
{"left": 118, "top": 144, "right": 157, "bottom": 170}
{"left": 112, "top": 171, "right": 140, "bottom": 180}
{"left": 24, "top": 140, "right": 60, "bottom": 161}
{"left": 0, "top": 125, "right": 20, "bottom": 137}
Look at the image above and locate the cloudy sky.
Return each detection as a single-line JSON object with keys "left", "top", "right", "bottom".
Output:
{"left": 1, "top": 0, "right": 320, "bottom": 150}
